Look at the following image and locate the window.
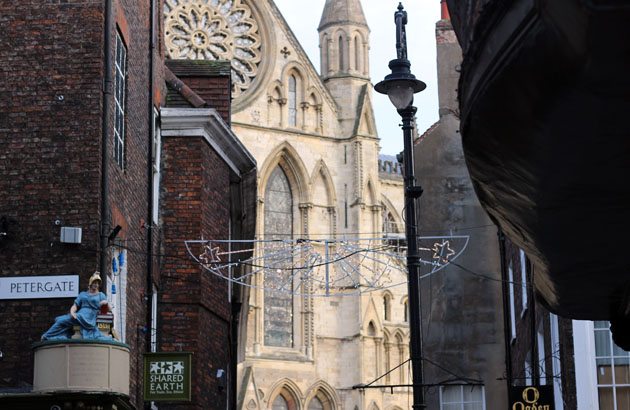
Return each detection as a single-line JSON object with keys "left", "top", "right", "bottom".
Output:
{"left": 264, "top": 166, "right": 294, "bottom": 347}
{"left": 524, "top": 352, "right": 532, "bottom": 386}
{"left": 114, "top": 32, "right": 127, "bottom": 169}
{"left": 382, "top": 211, "right": 397, "bottom": 235}
{"left": 322, "top": 34, "right": 329, "bottom": 74}
{"left": 308, "top": 397, "right": 323, "bottom": 410}
{"left": 520, "top": 249, "right": 528, "bottom": 315}
{"left": 403, "top": 299, "right": 408, "bottom": 322}
{"left": 152, "top": 109, "right": 161, "bottom": 223}
{"left": 508, "top": 264, "right": 516, "bottom": 341}
{"left": 538, "top": 322, "right": 546, "bottom": 384}
{"left": 383, "top": 293, "right": 391, "bottom": 321}
{"left": 550, "top": 314, "right": 563, "bottom": 410}
{"left": 338, "top": 36, "right": 343, "bottom": 71}
{"left": 272, "top": 394, "right": 289, "bottom": 410}
{"left": 440, "top": 385, "right": 485, "bottom": 410}
{"left": 151, "top": 284, "right": 158, "bottom": 352}
{"left": 288, "top": 75, "right": 297, "bottom": 126}
{"left": 354, "top": 36, "right": 360, "bottom": 71}
{"left": 594, "top": 320, "right": 630, "bottom": 410}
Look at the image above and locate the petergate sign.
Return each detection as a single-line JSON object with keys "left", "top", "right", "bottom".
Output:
{"left": 144, "top": 352, "right": 192, "bottom": 401}
{"left": 0, "top": 275, "right": 79, "bottom": 299}
{"left": 509, "top": 386, "right": 555, "bottom": 410}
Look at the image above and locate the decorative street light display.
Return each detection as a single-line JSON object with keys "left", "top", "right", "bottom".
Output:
{"left": 375, "top": 3, "right": 427, "bottom": 409}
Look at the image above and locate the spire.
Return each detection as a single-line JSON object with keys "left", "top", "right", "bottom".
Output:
{"left": 318, "top": 0, "right": 368, "bottom": 31}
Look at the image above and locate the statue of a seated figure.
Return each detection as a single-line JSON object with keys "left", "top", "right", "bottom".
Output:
{"left": 41, "top": 273, "right": 114, "bottom": 340}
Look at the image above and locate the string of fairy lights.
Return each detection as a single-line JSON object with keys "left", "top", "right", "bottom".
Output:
{"left": 185, "top": 235, "right": 469, "bottom": 296}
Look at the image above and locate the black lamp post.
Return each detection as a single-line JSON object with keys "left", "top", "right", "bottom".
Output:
{"left": 374, "top": 3, "right": 426, "bottom": 409}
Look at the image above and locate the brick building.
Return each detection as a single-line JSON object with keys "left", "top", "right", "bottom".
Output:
{"left": 0, "top": 1, "right": 255, "bottom": 409}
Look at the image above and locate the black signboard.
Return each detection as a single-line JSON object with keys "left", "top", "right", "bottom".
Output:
{"left": 509, "top": 385, "right": 554, "bottom": 410}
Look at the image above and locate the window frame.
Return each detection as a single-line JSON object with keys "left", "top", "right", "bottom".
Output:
{"left": 263, "top": 165, "right": 295, "bottom": 348}
{"left": 520, "top": 249, "right": 528, "bottom": 316}
{"left": 152, "top": 108, "right": 161, "bottom": 223}
{"left": 593, "top": 320, "right": 630, "bottom": 410}
{"left": 288, "top": 75, "right": 297, "bottom": 127}
{"left": 113, "top": 31, "right": 127, "bottom": 169}
{"left": 439, "top": 385, "right": 486, "bottom": 410}
{"left": 508, "top": 263, "right": 516, "bottom": 342}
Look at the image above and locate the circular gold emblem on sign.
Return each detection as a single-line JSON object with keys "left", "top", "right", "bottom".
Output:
{"left": 164, "top": 0, "right": 262, "bottom": 97}
{"left": 522, "top": 387, "right": 540, "bottom": 404}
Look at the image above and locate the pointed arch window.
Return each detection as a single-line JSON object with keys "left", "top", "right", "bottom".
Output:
{"left": 403, "top": 299, "right": 408, "bottom": 322}
{"left": 272, "top": 394, "right": 289, "bottom": 410}
{"left": 338, "top": 36, "right": 344, "bottom": 71}
{"left": 264, "top": 165, "right": 294, "bottom": 347}
{"left": 322, "top": 34, "right": 329, "bottom": 74}
{"left": 288, "top": 75, "right": 297, "bottom": 126}
{"left": 383, "top": 293, "right": 392, "bottom": 321}
{"left": 354, "top": 36, "right": 360, "bottom": 71}
{"left": 308, "top": 397, "right": 324, "bottom": 410}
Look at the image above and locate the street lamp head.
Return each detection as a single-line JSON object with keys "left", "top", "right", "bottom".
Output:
{"left": 374, "top": 59, "right": 426, "bottom": 110}
{"left": 374, "top": 3, "right": 426, "bottom": 111}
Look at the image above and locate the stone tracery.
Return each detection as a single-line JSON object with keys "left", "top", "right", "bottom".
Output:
{"left": 164, "top": 0, "right": 262, "bottom": 97}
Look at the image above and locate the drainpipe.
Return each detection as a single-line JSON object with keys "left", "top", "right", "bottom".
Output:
{"left": 100, "top": 0, "right": 113, "bottom": 278}
{"left": 145, "top": 1, "right": 156, "bottom": 408}
{"left": 498, "top": 228, "right": 512, "bottom": 390}
{"left": 146, "top": 0, "right": 156, "bottom": 359}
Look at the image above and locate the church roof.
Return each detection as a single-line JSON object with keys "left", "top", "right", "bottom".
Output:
{"left": 318, "top": 0, "right": 368, "bottom": 31}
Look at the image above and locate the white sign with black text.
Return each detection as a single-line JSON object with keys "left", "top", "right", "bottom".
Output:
{"left": 0, "top": 275, "right": 79, "bottom": 299}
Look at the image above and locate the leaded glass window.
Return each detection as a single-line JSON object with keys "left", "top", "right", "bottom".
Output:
{"left": 264, "top": 166, "right": 294, "bottom": 347}
{"left": 114, "top": 32, "right": 127, "bottom": 169}
{"left": 288, "top": 75, "right": 297, "bottom": 127}
{"left": 164, "top": 0, "right": 262, "bottom": 98}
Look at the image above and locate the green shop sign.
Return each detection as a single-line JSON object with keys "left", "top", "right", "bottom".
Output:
{"left": 143, "top": 352, "right": 192, "bottom": 402}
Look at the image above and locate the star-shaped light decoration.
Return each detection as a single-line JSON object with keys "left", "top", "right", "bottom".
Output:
{"left": 199, "top": 243, "right": 222, "bottom": 265}
{"left": 432, "top": 240, "right": 455, "bottom": 264}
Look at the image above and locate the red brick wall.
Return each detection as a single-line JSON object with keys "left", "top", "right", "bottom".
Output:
{"left": 181, "top": 76, "right": 231, "bottom": 123}
{"left": 0, "top": 1, "right": 167, "bottom": 407}
{"left": 0, "top": 0, "right": 105, "bottom": 389}
{"left": 159, "top": 133, "right": 232, "bottom": 409}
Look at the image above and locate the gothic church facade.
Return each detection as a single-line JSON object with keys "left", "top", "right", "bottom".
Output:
{"left": 164, "top": 1, "right": 408, "bottom": 409}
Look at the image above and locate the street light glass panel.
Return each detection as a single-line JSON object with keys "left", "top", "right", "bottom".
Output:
{"left": 386, "top": 80, "right": 415, "bottom": 110}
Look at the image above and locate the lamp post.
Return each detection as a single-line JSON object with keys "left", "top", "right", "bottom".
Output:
{"left": 374, "top": 3, "right": 426, "bottom": 409}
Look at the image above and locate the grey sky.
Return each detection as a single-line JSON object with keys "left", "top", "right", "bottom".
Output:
{"left": 274, "top": 0, "right": 442, "bottom": 155}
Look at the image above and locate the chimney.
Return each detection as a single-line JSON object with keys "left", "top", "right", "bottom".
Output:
{"left": 441, "top": 0, "right": 450, "bottom": 20}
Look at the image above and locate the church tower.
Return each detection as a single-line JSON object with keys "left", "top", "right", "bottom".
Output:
{"left": 318, "top": 0, "right": 373, "bottom": 137}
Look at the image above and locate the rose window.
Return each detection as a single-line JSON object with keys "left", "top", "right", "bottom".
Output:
{"left": 164, "top": 0, "right": 262, "bottom": 97}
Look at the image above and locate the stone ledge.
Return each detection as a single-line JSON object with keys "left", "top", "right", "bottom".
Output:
{"left": 32, "top": 340, "right": 130, "bottom": 395}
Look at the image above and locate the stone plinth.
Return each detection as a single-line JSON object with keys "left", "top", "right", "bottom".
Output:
{"left": 32, "top": 339, "right": 130, "bottom": 395}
